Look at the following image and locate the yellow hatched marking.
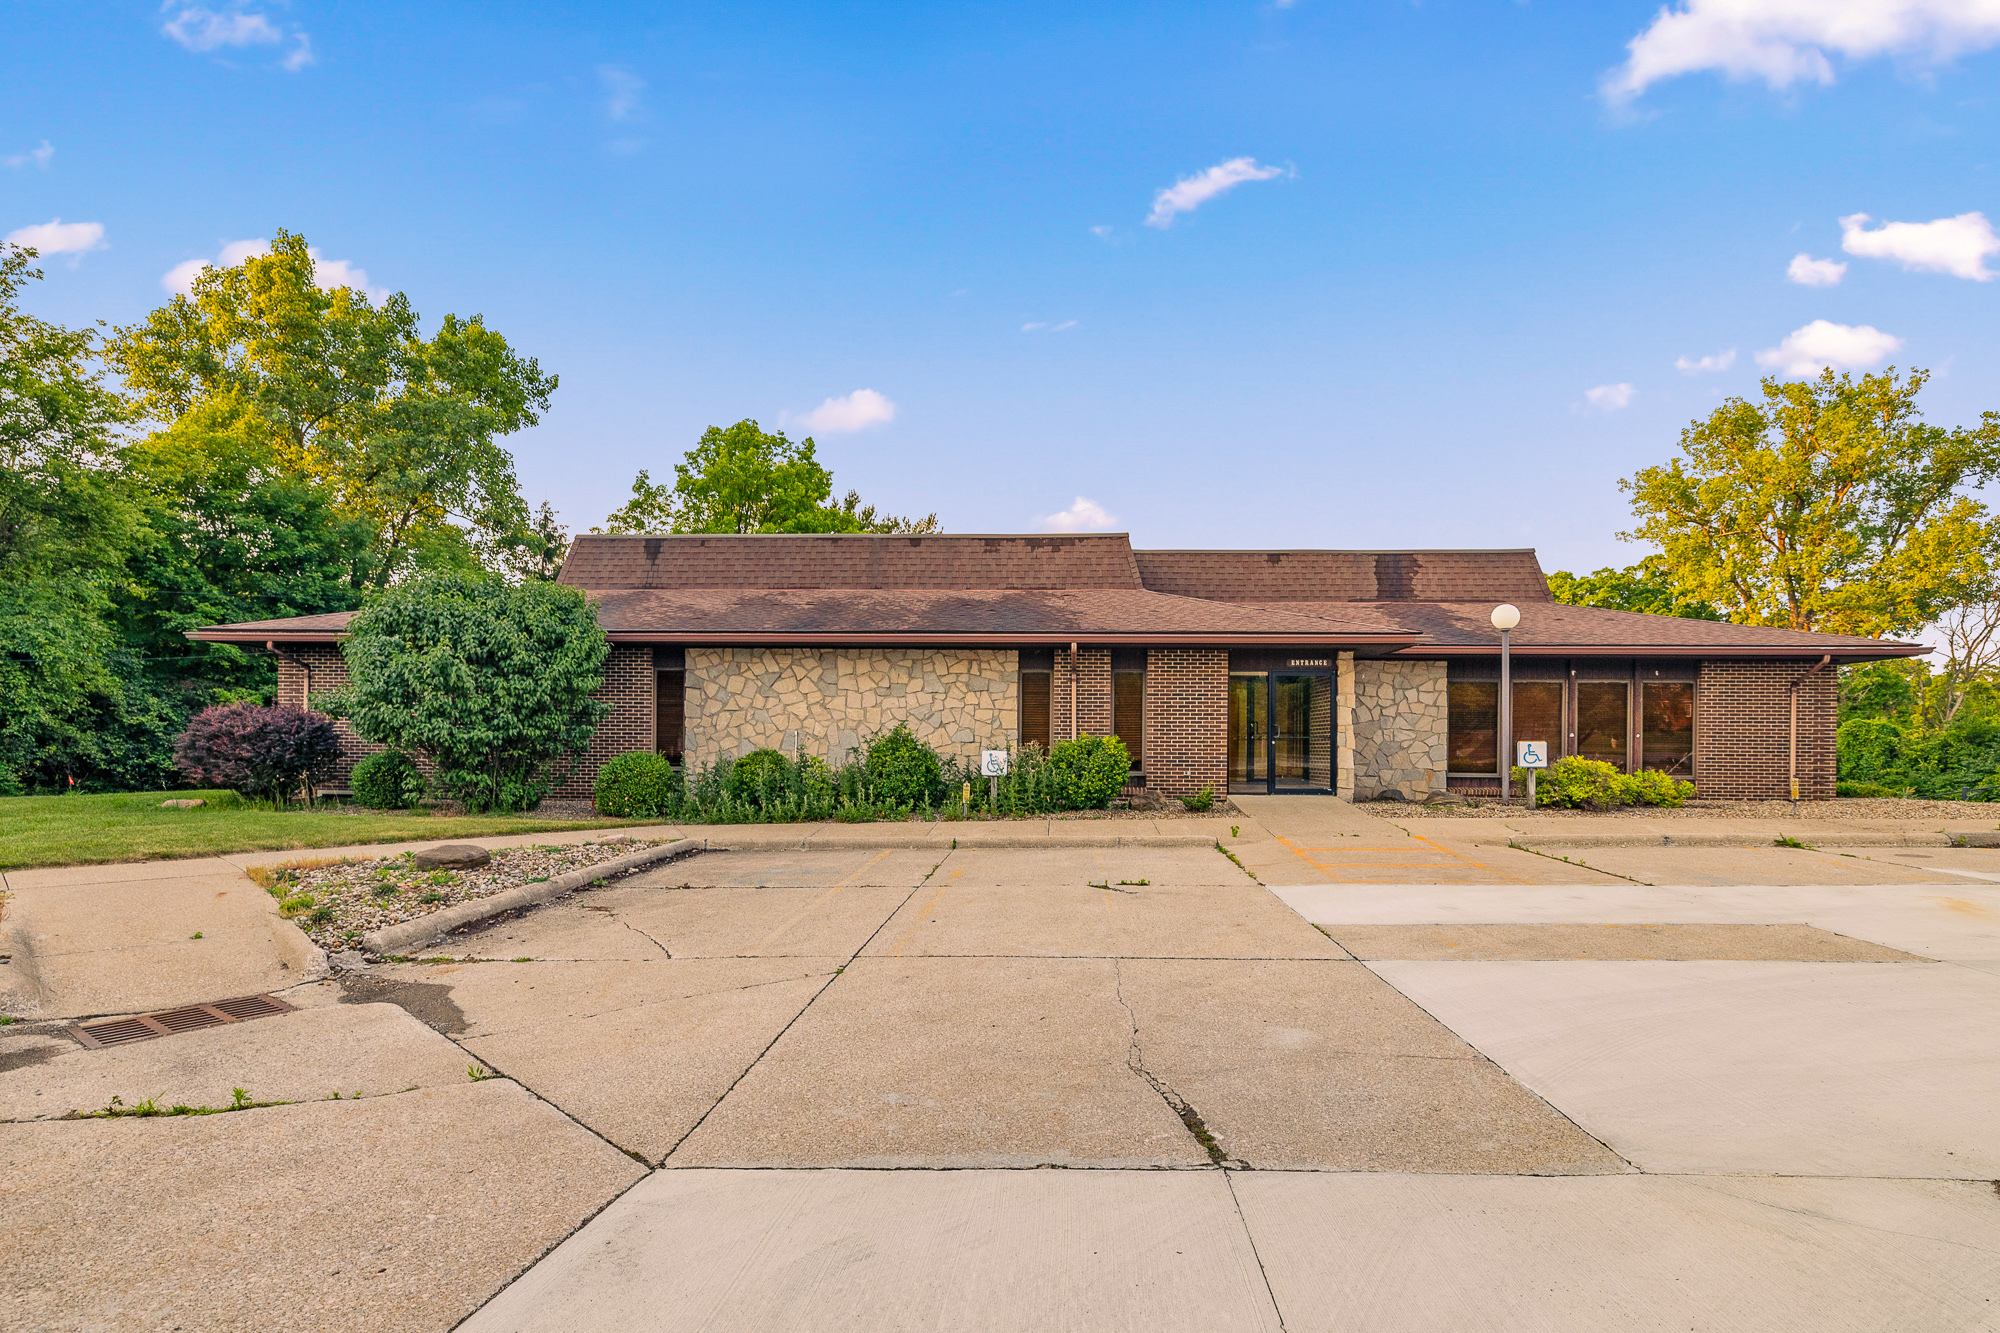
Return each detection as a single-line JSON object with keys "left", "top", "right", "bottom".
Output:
{"left": 752, "top": 849, "right": 893, "bottom": 952}
{"left": 887, "top": 865, "right": 964, "bottom": 957}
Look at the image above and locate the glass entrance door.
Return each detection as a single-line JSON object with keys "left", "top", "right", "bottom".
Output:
{"left": 1230, "top": 672, "right": 1334, "bottom": 793}
{"left": 1228, "top": 675, "right": 1268, "bottom": 789}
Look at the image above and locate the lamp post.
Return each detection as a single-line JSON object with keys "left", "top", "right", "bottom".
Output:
{"left": 1491, "top": 603, "right": 1520, "bottom": 801}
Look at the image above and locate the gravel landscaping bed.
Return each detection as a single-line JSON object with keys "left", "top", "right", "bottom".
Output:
{"left": 259, "top": 839, "right": 674, "bottom": 952}
{"left": 1370, "top": 797, "right": 2000, "bottom": 822}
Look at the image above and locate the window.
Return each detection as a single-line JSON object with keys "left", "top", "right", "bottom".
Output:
{"left": 1448, "top": 681, "right": 1498, "bottom": 773}
{"left": 1020, "top": 671, "right": 1051, "bottom": 751}
{"left": 1576, "top": 681, "right": 1629, "bottom": 768}
{"left": 1642, "top": 682, "right": 1695, "bottom": 776}
{"left": 1512, "top": 682, "right": 1563, "bottom": 764}
{"left": 1113, "top": 670, "right": 1145, "bottom": 770}
{"left": 655, "top": 671, "right": 685, "bottom": 765}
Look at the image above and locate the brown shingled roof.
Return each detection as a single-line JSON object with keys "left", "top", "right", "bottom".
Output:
{"left": 558, "top": 533, "right": 1144, "bottom": 590}
{"left": 1362, "top": 601, "right": 1924, "bottom": 658}
{"left": 1133, "top": 550, "right": 1553, "bottom": 603}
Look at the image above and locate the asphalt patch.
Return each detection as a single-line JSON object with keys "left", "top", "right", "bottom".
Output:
{"left": 336, "top": 973, "right": 470, "bottom": 1035}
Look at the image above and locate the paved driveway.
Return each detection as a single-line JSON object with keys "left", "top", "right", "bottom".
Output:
{"left": 5, "top": 820, "right": 1999, "bottom": 1330}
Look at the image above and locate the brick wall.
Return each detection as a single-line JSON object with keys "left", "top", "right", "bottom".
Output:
{"left": 273, "top": 643, "right": 653, "bottom": 800}
{"left": 1050, "top": 647, "right": 1112, "bottom": 743}
{"left": 1143, "top": 648, "right": 1227, "bottom": 800}
{"left": 549, "top": 645, "right": 656, "bottom": 798}
{"left": 1694, "top": 660, "right": 1836, "bottom": 800}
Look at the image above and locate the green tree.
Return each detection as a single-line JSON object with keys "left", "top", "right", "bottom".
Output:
{"left": 1546, "top": 555, "right": 1722, "bottom": 620}
{"left": 1622, "top": 368, "right": 2000, "bottom": 636}
{"left": 338, "top": 573, "right": 611, "bottom": 812}
{"left": 108, "top": 230, "right": 556, "bottom": 588}
{"left": 595, "top": 419, "right": 938, "bottom": 534}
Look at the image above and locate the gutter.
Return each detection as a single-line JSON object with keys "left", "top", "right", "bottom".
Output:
{"left": 189, "top": 630, "right": 1425, "bottom": 648}
{"left": 1790, "top": 654, "right": 1833, "bottom": 801}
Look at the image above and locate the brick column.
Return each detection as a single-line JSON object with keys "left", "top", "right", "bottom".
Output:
{"left": 1143, "top": 648, "right": 1227, "bottom": 800}
{"left": 1693, "top": 660, "right": 1836, "bottom": 800}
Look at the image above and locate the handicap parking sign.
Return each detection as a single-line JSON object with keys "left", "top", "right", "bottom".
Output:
{"left": 1516, "top": 741, "right": 1548, "bottom": 769}
{"left": 981, "top": 750, "right": 1010, "bottom": 777}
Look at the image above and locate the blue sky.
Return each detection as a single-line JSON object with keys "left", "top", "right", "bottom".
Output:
{"left": 7, "top": 1, "right": 2000, "bottom": 574}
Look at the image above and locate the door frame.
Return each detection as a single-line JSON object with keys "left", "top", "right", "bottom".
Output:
{"left": 1228, "top": 669, "right": 1337, "bottom": 795}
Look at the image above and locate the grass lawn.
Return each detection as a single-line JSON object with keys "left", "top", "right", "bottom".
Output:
{"left": 0, "top": 790, "right": 638, "bottom": 871}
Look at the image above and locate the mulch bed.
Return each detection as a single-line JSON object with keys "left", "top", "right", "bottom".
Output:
{"left": 259, "top": 839, "right": 672, "bottom": 952}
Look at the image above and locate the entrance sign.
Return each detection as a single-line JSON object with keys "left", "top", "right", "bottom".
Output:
{"left": 1516, "top": 741, "right": 1548, "bottom": 769}
{"left": 980, "top": 750, "right": 1010, "bottom": 777}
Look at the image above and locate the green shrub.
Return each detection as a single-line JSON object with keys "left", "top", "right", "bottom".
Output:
{"left": 1048, "top": 734, "right": 1131, "bottom": 810}
{"left": 865, "top": 725, "right": 944, "bottom": 806}
{"left": 1615, "top": 768, "right": 1696, "bottom": 808}
{"left": 351, "top": 749, "right": 425, "bottom": 810}
{"left": 594, "top": 752, "right": 676, "bottom": 818}
{"left": 1180, "top": 785, "right": 1215, "bottom": 812}
{"left": 729, "top": 748, "right": 791, "bottom": 805}
{"left": 1529, "top": 756, "right": 1624, "bottom": 809}
{"left": 1836, "top": 779, "right": 1897, "bottom": 798}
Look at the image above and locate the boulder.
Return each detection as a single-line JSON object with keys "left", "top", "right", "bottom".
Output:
{"left": 159, "top": 799, "right": 206, "bottom": 810}
{"left": 413, "top": 843, "right": 492, "bottom": 870}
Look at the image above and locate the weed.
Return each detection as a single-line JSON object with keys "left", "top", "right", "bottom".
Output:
{"left": 279, "top": 893, "right": 315, "bottom": 915}
{"left": 1179, "top": 786, "right": 1215, "bottom": 813}
{"left": 371, "top": 883, "right": 401, "bottom": 899}
{"left": 419, "top": 891, "right": 444, "bottom": 904}
{"left": 308, "top": 905, "right": 335, "bottom": 924}
{"left": 189, "top": 931, "right": 203, "bottom": 940}
{"left": 0, "top": 1015, "right": 14, "bottom": 1025}
{"left": 1774, "top": 835, "right": 1808, "bottom": 849}
{"left": 82, "top": 1088, "right": 284, "bottom": 1118}
{"left": 1230, "top": 825, "right": 1240, "bottom": 838}
{"left": 1117, "top": 879, "right": 1150, "bottom": 886}
{"left": 1216, "top": 842, "right": 1257, "bottom": 881}
{"left": 511, "top": 956, "right": 533, "bottom": 963}
{"left": 467, "top": 1064, "right": 494, "bottom": 1081}
{"left": 426, "top": 869, "right": 455, "bottom": 886}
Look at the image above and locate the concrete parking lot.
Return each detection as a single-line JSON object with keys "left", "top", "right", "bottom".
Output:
{"left": 4, "top": 801, "right": 1999, "bottom": 1330}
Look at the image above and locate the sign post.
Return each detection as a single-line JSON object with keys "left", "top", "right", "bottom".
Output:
{"left": 981, "top": 749, "right": 1009, "bottom": 807}
{"left": 1516, "top": 740, "right": 1548, "bottom": 808}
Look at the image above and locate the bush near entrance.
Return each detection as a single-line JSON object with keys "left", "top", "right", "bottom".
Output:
{"left": 1521, "top": 756, "right": 1693, "bottom": 809}
{"left": 594, "top": 752, "right": 677, "bottom": 818}
{"left": 1047, "top": 734, "right": 1131, "bottom": 810}
{"left": 864, "top": 724, "right": 945, "bottom": 806}
{"left": 350, "top": 749, "right": 425, "bottom": 810}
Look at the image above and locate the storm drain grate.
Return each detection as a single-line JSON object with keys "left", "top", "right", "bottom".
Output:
{"left": 71, "top": 993, "right": 294, "bottom": 1049}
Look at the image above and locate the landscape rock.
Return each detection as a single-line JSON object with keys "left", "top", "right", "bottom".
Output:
{"left": 159, "top": 799, "right": 206, "bottom": 809}
{"left": 413, "top": 843, "right": 492, "bottom": 870}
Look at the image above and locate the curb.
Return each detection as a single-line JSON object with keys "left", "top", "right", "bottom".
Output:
{"left": 1509, "top": 832, "right": 1956, "bottom": 851}
{"left": 360, "top": 839, "right": 708, "bottom": 956}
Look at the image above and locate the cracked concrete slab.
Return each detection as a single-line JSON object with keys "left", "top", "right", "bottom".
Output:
{"left": 1235, "top": 1172, "right": 2000, "bottom": 1332}
{"left": 457, "top": 964, "right": 836, "bottom": 1162}
{"left": 921, "top": 844, "right": 1255, "bottom": 887}
{"left": 459, "top": 1167, "right": 1283, "bottom": 1333}
{"left": 0, "top": 1002, "right": 472, "bottom": 1121}
{"left": 1373, "top": 959, "right": 2000, "bottom": 1177}
{"left": 863, "top": 874, "right": 1348, "bottom": 960}
{"left": 580, "top": 878, "right": 924, "bottom": 958}
{"left": 1115, "top": 959, "right": 1625, "bottom": 1173}
{"left": 646, "top": 847, "right": 945, "bottom": 889}
{"left": 670, "top": 956, "right": 1208, "bottom": 1167}
{"left": 0, "top": 1080, "right": 645, "bottom": 1333}
{"left": 1324, "top": 922, "right": 1927, "bottom": 962}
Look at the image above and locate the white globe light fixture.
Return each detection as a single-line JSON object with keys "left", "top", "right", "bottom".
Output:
{"left": 1491, "top": 604, "right": 1520, "bottom": 800}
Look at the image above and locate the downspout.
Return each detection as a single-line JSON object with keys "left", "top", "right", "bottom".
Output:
{"left": 1789, "top": 655, "right": 1832, "bottom": 801}
{"left": 1069, "top": 642, "right": 1079, "bottom": 742}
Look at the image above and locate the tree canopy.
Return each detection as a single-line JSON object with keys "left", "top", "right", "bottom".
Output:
{"left": 1621, "top": 368, "right": 2000, "bottom": 637}
{"left": 1546, "top": 555, "right": 1721, "bottom": 620}
{"left": 109, "top": 230, "right": 557, "bottom": 588}
{"left": 596, "top": 419, "right": 938, "bottom": 535}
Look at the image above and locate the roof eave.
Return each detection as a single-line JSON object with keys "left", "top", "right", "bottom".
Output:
{"left": 1395, "top": 643, "right": 1928, "bottom": 659}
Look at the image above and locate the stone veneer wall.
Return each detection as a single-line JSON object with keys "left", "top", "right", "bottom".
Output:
{"left": 1351, "top": 659, "right": 1448, "bottom": 800}
{"left": 683, "top": 647, "right": 1018, "bottom": 770}
{"left": 1335, "top": 652, "right": 1356, "bottom": 799}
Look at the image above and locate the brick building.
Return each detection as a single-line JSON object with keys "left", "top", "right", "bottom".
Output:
{"left": 191, "top": 534, "right": 1919, "bottom": 803}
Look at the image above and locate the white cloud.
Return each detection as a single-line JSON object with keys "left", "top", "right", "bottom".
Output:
{"left": 5, "top": 218, "right": 106, "bottom": 258}
{"left": 800, "top": 388, "right": 896, "bottom": 434}
{"left": 1840, "top": 210, "right": 2000, "bottom": 280}
{"left": 1605, "top": 0, "right": 2000, "bottom": 102}
{"left": 1583, "top": 383, "right": 1637, "bottom": 411}
{"left": 1021, "top": 320, "right": 1078, "bottom": 333}
{"left": 161, "top": 4, "right": 282, "bottom": 51}
{"left": 4, "top": 142, "right": 53, "bottom": 169}
{"left": 599, "top": 65, "right": 645, "bottom": 122}
{"left": 1144, "top": 157, "right": 1285, "bottom": 229}
{"left": 1787, "top": 252, "right": 1847, "bottom": 286}
{"left": 1756, "top": 319, "right": 1903, "bottom": 377}
{"left": 1090, "top": 225, "right": 1113, "bottom": 238}
{"left": 160, "top": 4, "right": 313, "bottom": 71}
{"left": 160, "top": 238, "right": 387, "bottom": 300}
{"left": 1675, "top": 348, "right": 1737, "bottom": 373}
{"left": 1036, "top": 496, "right": 1119, "bottom": 533}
